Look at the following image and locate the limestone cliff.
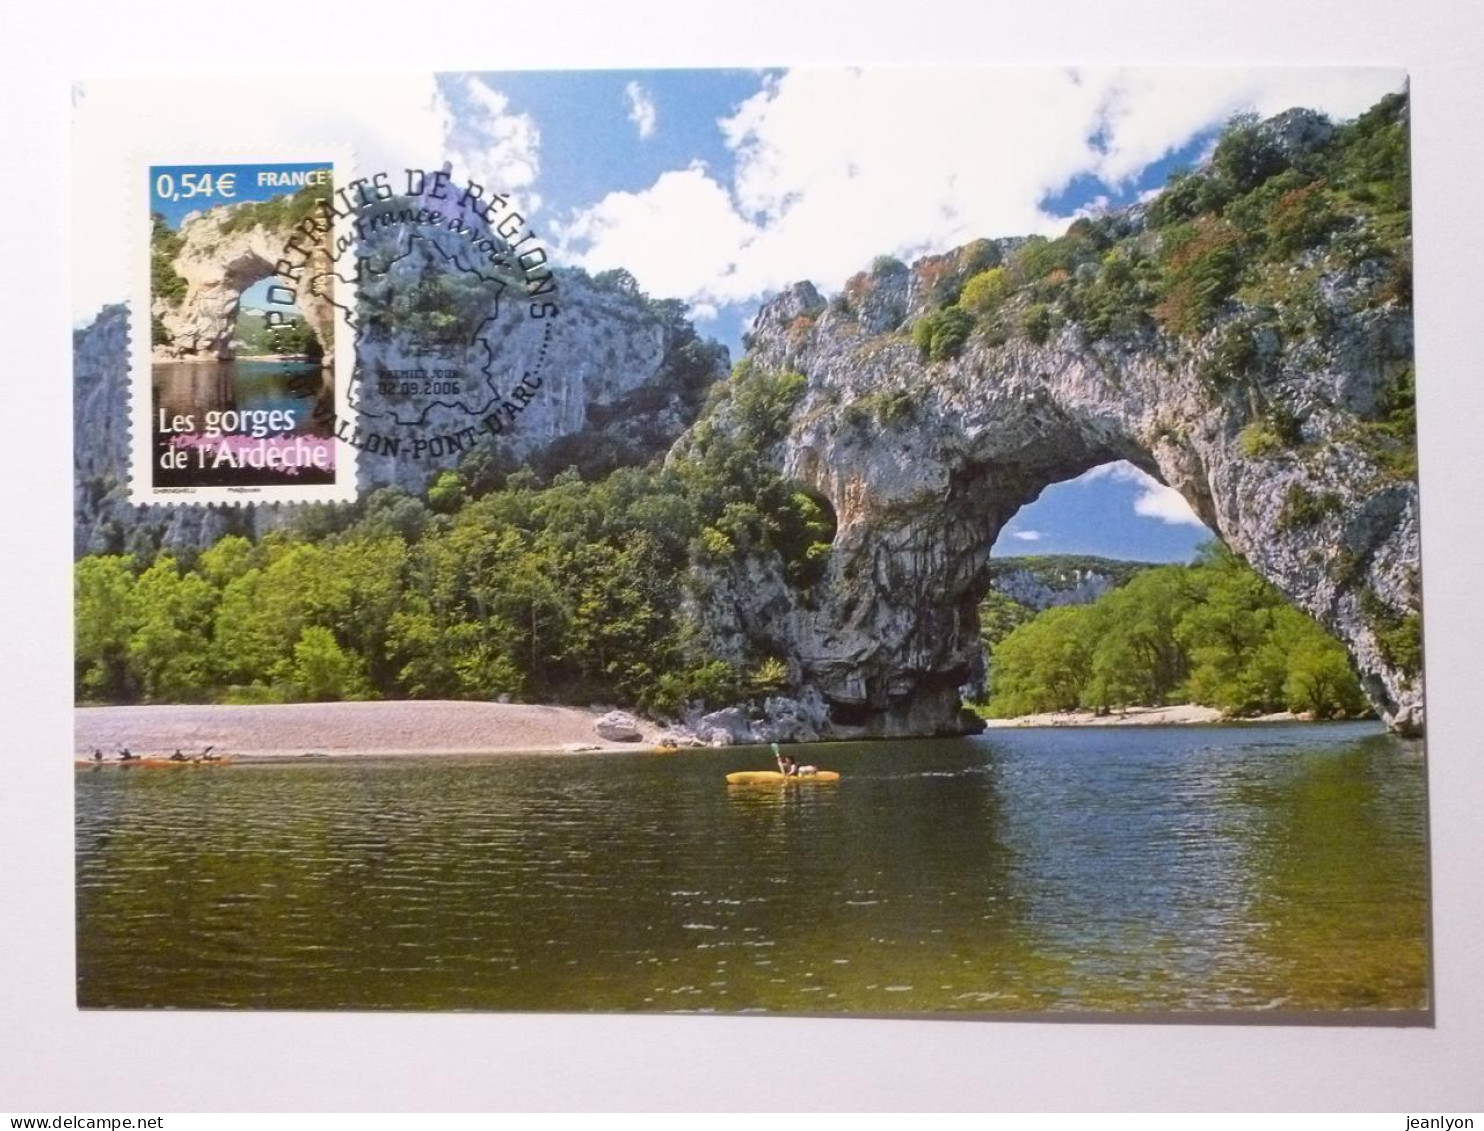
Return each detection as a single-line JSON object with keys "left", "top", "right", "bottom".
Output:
{"left": 74, "top": 267, "right": 727, "bottom": 554}
{"left": 682, "top": 101, "right": 1422, "bottom": 736}
{"left": 75, "top": 306, "right": 255, "bottom": 556}
{"left": 987, "top": 556, "right": 1152, "bottom": 612}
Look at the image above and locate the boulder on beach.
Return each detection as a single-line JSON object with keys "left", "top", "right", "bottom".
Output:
{"left": 594, "top": 710, "right": 643, "bottom": 742}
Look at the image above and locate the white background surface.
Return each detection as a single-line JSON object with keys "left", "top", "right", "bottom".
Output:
{"left": 2, "top": 0, "right": 1481, "bottom": 1113}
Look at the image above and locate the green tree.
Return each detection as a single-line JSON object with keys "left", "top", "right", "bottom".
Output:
{"left": 1277, "top": 608, "right": 1368, "bottom": 718}
{"left": 75, "top": 556, "right": 139, "bottom": 702}
{"left": 149, "top": 213, "right": 187, "bottom": 306}
{"left": 291, "top": 626, "right": 370, "bottom": 701}
{"left": 984, "top": 544, "right": 1367, "bottom": 720}
{"left": 986, "top": 605, "right": 1095, "bottom": 716}
{"left": 128, "top": 557, "right": 217, "bottom": 702}
{"left": 427, "top": 470, "right": 465, "bottom": 514}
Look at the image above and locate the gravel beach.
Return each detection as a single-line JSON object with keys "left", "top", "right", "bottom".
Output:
{"left": 74, "top": 700, "right": 663, "bottom": 760}
{"left": 977, "top": 704, "right": 1309, "bottom": 727}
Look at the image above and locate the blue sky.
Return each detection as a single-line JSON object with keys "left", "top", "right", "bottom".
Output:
{"left": 473, "top": 70, "right": 769, "bottom": 218}
{"left": 436, "top": 70, "right": 1295, "bottom": 562}
{"left": 991, "top": 465, "right": 1212, "bottom": 562}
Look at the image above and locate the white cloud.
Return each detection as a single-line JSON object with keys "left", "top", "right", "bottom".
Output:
{"left": 1134, "top": 486, "right": 1207, "bottom": 527}
{"left": 553, "top": 163, "right": 757, "bottom": 302}
{"left": 1080, "top": 461, "right": 1207, "bottom": 528}
{"left": 625, "top": 81, "right": 657, "bottom": 140}
{"left": 1011, "top": 530, "right": 1045, "bottom": 542}
{"left": 71, "top": 72, "right": 542, "bottom": 321}
{"left": 1088, "top": 68, "right": 1407, "bottom": 185}
{"left": 75, "top": 67, "right": 1407, "bottom": 325}
{"left": 432, "top": 74, "right": 542, "bottom": 210}
{"left": 555, "top": 66, "right": 1405, "bottom": 311}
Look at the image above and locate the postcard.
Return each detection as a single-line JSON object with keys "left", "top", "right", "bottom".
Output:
{"left": 71, "top": 68, "right": 1427, "bottom": 1018}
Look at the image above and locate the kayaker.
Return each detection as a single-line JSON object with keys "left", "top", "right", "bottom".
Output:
{"left": 169, "top": 749, "right": 187, "bottom": 762}
{"left": 774, "top": 746, "right": 799, "bottom": 777}
{"left": 117, "top": 746, "right": 136, "bottom": 762}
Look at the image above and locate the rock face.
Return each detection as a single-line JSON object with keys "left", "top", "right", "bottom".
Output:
{"left": 347, "top": 258, "right": 720, "bottom": 496}
{"left": 688, "top": 253, "right": 1420, "bottom": 737}
{"left": 74, "top": 267, "right": 726, "bottom": 553}
{"left": 987, "top": 556, "right": 1152, "bottom": 612}
{"left": 657, "top": 695, "right": 826, "bottom": 748}
{"left": 74, "top": 306, "right": 257, "bottom": 556}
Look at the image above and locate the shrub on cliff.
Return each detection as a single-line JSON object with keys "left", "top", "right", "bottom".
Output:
{"left": 960, "top": 267, "right": 1011, "bottom": 315}
{"left": 1020, "top": 303, "right": 1053, "bottom": 345}
{"left": 913, "top": 306, "right": 975, "bottom": 361}
{"left": 149, "top": 213, "right": 188, "bottom": 308}
{"left": 1153, "top": 217, "right": 1246, "bottom": 337}
{"left": 726, "top": 363, "right": 807, "bottom": 445}
{"left": 1067, "top": 249, "right": 1156, "bottom": 339}
{"left": 1278, "top": 484, "right": 1343, "bottom": 531}
{"left": 218, "top": 181, "right": 332, "bottom": 235}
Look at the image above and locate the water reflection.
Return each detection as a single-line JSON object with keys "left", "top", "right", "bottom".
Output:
{"left": 75, "top": 724, "right": 1429, "bottom": 1014}
{"left": 1226, "top": 735, "right": 1429, "bottom": 1008}
{"left": 152, "top": 360, "right": 331, "bottom": 429}
{"left": 153, "top": 362, "right": 236, "bottom": 422}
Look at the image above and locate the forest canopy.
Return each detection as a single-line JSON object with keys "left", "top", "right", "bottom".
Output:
{"left": 976, "top": 544, "right": 1369, "bottom": 720}
{"left": 75, "top": 360, "right": 831, "bottom": 719}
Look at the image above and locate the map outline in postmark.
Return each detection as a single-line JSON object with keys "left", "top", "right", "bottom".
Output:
{"left": 312, "top": 167, "right": 562, "bottom": 467}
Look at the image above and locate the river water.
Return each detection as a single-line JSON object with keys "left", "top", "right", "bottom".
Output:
{"left": 74, "top": 721, "right": 1429, "bottom": 1015}
{"left": 150, "top": 359, "right": 334, "bottom": 489}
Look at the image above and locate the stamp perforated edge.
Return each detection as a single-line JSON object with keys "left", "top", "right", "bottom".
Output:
{"left": 125, "top": 144, "right": 358, "bottom": 507}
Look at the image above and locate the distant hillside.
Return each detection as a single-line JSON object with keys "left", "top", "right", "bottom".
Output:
{"left": 987, "top": 554, "right": 1156, "bottom": 611}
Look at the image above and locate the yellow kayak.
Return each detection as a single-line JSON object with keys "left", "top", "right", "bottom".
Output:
{"left": 726, "top": 770, "right": 840, "bottom": 785}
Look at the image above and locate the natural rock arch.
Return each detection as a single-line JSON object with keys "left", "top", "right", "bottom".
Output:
{"left": 153, "top": 214, "right": 335, "bottom": 364}
{"left": 697, "top": 258, "right": 1421, "bottom": 738}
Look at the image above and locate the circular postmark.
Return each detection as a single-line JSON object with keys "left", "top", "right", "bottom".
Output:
{"left": 270, "top": 166, "right": 560, "bottom": 465}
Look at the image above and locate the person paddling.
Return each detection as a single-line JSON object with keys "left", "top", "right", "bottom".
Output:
{"left": 773, "top": 743, "right": 798, "bottom": 777}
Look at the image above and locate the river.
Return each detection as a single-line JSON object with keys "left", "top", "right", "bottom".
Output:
{"left": 150, "top": 359, "right": 334, "bottom": 489}
{"left": 74, "top": 721, "right": 1429, "bottom": 1015}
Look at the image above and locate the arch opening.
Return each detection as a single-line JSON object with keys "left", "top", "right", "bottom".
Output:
{"left": 954, "top": 458, "right": 1370, "bottom": 726}
{"left": 152, "top": 225, "right": 335, "bottom": 366}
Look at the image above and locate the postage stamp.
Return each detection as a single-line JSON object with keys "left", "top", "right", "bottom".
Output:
{"left": 128, "top": 149, "right": 357, "bottom": 504}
